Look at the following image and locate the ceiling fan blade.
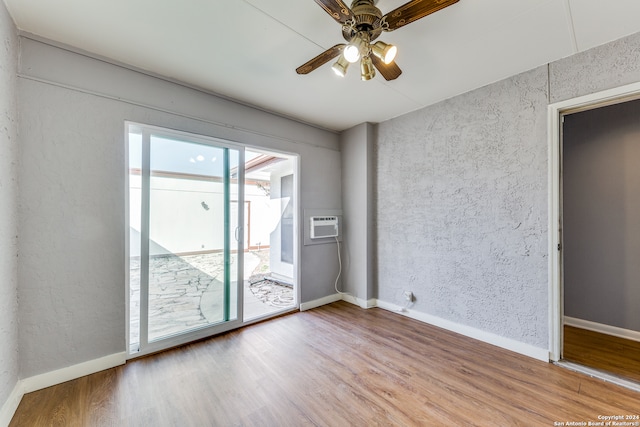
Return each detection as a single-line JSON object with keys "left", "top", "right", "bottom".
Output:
{"left": 370, "top": 55, "right": 402, "bottom": 81}
{"left": 296, "top": 44, "right": 345, "bottom": 75}
{"left": 381, "top": 0, "right": 459, "bottom": 31}
{"left": 313, "top": 0, "right": 355, "bottom": 25}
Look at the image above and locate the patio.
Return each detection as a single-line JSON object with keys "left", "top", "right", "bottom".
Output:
{"left": 129, "top": 249, "right": 294, "bottom": 350}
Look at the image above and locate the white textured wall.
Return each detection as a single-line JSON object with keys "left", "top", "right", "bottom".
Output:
{"left": 17, "top": 37, "right": 341, "bottom": 377}
{"left": 129, "top": 177, "right": 273, "bottom": 255}
{"left": 377, "top": 66, "right": 550, "bottom": 348}
{"left": 0, "top": 0, "right": 19, "bottom": 412}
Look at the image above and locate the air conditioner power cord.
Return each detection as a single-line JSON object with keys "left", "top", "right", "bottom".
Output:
{"left": 334, "top": 236, "right": 347, "bottom": 295}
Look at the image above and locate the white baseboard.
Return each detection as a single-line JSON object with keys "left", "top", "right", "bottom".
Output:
{"left": 376, "top": 299, "right": 549, "bottom": 362}
{"left": 564, "top": 316, "right": 640, "bottom": 343}
{"left": 0, "top": 352, "right": 126, "bottom": 427}
{"left": 297, "top": 294, "right": 550, "bottom": 362}
{"left": 341, "top": 294, "right": 377, "bottom": 309}
{"left": 0, "top": 381, "right": 23, "bottom": 427}
{"left": 21, "top": 352, "right": 126, "bottom": 395}
{"left": 300, "top": 293, "right": 378, "bottom": 311}
{"left": 299, "top": 293, "right": 342, "bottom": 311}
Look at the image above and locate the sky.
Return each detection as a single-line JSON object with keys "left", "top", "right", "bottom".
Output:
{"left": 128, "top": 131, "right": 260, "bottom": 177}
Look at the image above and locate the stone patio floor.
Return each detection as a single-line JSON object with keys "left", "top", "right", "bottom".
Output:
{"left": 129, "top": 249, "right": 294, "bottom": 349}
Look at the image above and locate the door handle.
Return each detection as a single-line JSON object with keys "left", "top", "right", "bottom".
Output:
{"left": 235, "top": 226, "right": 241, "bottom": 242}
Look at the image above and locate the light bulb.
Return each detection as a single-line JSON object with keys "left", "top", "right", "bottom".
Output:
{"left": 343, "top": 44, "right": 360, "bottom": 63}
{"left": 344, "top": 33, "right": 369, "bottom": 63}
{"left": 383, "top": 45, "right": 397, "bottom": 64}
{"left": 332, "top": 55, "right": 350, "bottom": 77}
{"left": 372, "top": 41, "right": 397, "bottom": 65}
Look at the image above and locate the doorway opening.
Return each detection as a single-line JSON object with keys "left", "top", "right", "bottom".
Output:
{"left": 549, "top": 83, "right": 640, "bottom": 389}
{"left": 242, "top": 148, "right": 298, "bottom": 322}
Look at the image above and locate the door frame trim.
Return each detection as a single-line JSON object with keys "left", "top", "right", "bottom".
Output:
{"left": 548, "top": 81, "right": 640, "bottom": 361}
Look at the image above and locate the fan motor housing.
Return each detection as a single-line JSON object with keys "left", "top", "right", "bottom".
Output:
{"left": 343, "top": 0, "right": 383, "bottom": 41}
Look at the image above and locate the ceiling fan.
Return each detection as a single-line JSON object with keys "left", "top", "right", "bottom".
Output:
{"left": 296, "top": 0, "right": 459, "bottom": 81}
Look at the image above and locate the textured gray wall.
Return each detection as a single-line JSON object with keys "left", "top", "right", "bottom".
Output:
{"left": 0, "top": 1, "right": 19, "bottom": 411}
{"left": 563, "top": 100, "right": 640, "bottom": 331}
{"left": 550, "top": 32, "right": 640, "bottom": 103}
{"left": 376, "top": 30, "right": 640, "bottom": 351}
{"left": 376, "top": 66, "right": 550, "bottom": 348}
{"left": 17, "top": 37, "right": 341, "bottom": 377}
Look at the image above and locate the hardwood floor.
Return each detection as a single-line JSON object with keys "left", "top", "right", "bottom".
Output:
{"left": 563, "top": 325, "right": 640, "bottom": 383}
{"left": 11, "top": 302, "right": 640, "bottom": 426}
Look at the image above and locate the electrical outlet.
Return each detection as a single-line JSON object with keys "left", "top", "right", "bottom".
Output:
{"left": 403, "top": 291, "right": 413, "bottom": 302}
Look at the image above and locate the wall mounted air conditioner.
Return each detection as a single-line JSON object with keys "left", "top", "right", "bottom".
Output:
{"left": 310, "top": 216, "right": 339, "bottom": 239}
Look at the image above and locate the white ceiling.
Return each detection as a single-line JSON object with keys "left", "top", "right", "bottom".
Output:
{"left": 4, "top": 0, "right": 640, "bottom": 131}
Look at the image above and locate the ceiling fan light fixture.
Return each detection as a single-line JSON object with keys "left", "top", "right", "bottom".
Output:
{"left": 298, "top": 0, "right": 461, "bottom": 81}
{"left": 344, "top": 33, "right": 369, "bottom": 63}
{"left": 332, "top": 55, "right": 350, "bottom": 77}
{"left": 372, "top": 41, "right": 397, "bottom": 64}
{"left": 360, "top": 56, "right": 375, "bottom": 81}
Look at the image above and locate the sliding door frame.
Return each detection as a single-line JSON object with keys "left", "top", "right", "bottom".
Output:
{"left": 126, "top": 122, "right": 246, "bottom": 358}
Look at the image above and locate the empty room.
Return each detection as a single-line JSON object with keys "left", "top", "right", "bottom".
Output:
{"left": 2, "top": 0, "right": 640, "bottom": 425}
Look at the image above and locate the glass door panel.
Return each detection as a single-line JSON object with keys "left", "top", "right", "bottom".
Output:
{"left": 128, "top": 123, "right": 243, "bottom": 354}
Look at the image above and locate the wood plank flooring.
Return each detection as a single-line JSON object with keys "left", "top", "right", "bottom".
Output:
{"left": 563, "top": 324, "right": 640, "bottom": 383}
{"left": 11, "top": 302, "right": 640, "bottom": 426}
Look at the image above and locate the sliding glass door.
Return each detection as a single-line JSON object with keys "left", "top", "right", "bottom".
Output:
{"left": 128, "top": 123, "right": 244, "bottom": 355}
